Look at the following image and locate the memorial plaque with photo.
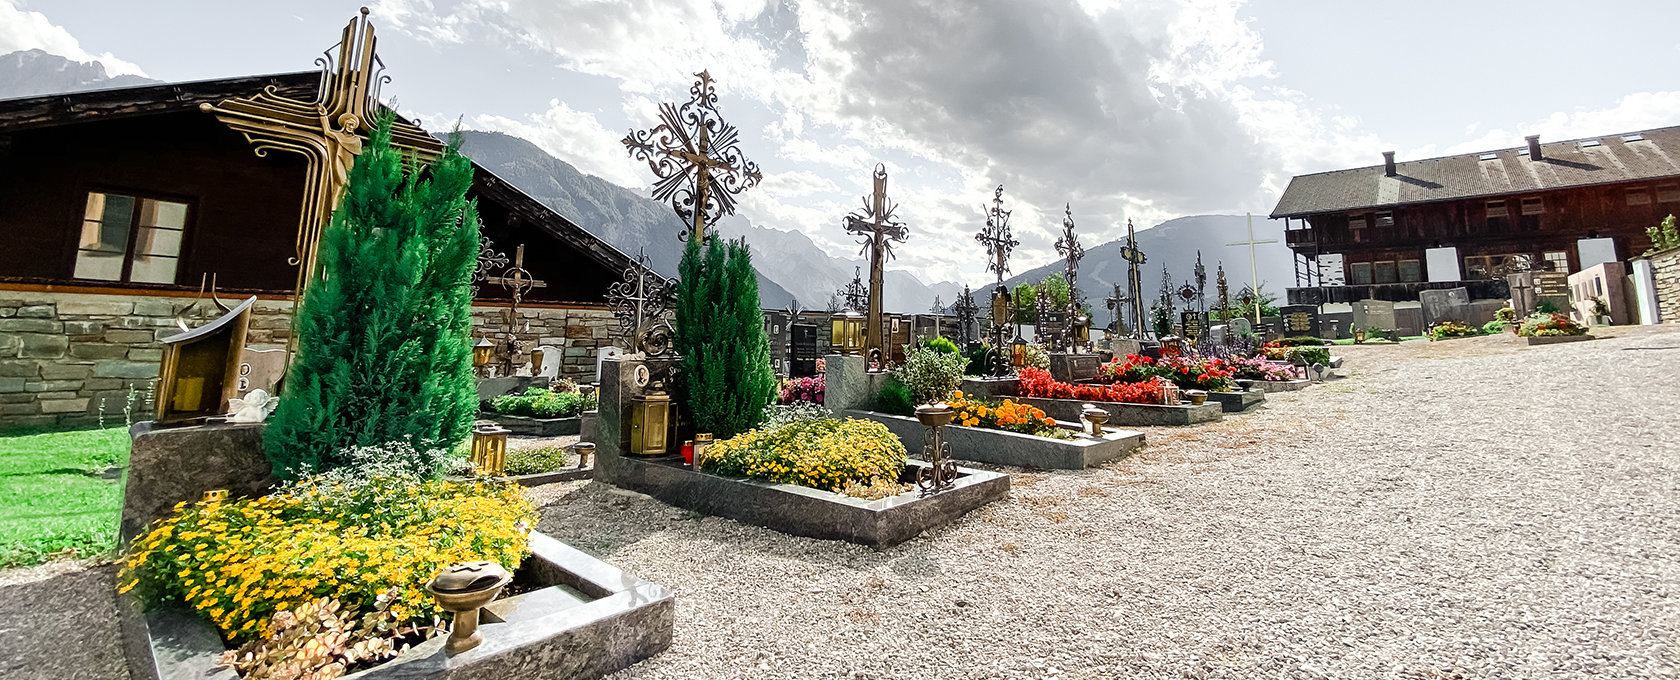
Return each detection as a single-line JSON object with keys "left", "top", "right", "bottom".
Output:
{"left": 1280, "top": 305, "right": 1320, "bottom": 338}
{"left": 1419, "top": 287, "right": 1470, "bottom": 325}
{"left": 1179, "top": 312, "right": 1204, "bottom": 343}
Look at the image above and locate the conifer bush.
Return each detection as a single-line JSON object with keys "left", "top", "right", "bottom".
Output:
{"left": 675, "top": 236, "right": 776, "bottom": 439}
{"left": 263, "top": 115, "right": 481, "bottom": 479}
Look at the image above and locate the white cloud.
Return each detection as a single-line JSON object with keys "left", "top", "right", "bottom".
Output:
{"left": 1436, "top": 91, "right": 1680, "bottom": 156}
{"left": 0, "top": 0, "right": 146, "bottom": 77}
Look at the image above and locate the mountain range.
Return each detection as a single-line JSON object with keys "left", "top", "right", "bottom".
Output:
{"left": 1, "top": 50, "right": 1295, "bottom": 317}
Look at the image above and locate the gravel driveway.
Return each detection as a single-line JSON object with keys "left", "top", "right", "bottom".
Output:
{"left": 8, "top": 326, "right": 1678, "bottom": 679}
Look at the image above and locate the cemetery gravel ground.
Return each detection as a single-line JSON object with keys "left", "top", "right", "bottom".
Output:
{"left": 5, "top": 327, "right": 1679, "bottom": 679}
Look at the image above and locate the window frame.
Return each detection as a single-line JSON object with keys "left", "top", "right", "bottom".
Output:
{"left": 1485, "top": 200, "right": 1508, "bottom": 218}
{"left": 1374, "top": 211, "right": 1395, "bottom": 227}
{"left": 1627, "top": 187, "right": 1652, "bottom": 206}
{"left": 1349, "top": 262, "right": 1373, "bottom": 285}
{"left": 1657, "top": 184, "right": 1680, "bottom": 203}
{"left": 70, "top": 187, "right": 194, "bottom": 285}
{"left": 1519, "top": 196, "right": 1544, "bottom": 215}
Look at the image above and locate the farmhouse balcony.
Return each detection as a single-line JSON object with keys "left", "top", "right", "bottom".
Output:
{"left": 1286, "top": 279, "right": 1511, "bottom": 305}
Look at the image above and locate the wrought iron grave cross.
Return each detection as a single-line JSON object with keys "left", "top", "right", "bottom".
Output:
{"left": 952, "top": 286, "right": 979, "bottom": 348}
{"left": 1119, "top": 219, "right": 1148, "bottom": 339}
{"left": 975, "top": 185, "right": 1018, "bottom": 287}
{"left": 483, "top": 244, "right": 546, "bottom": 377}
{"left": 606, "top": 249, "right": 678, "bottom": 357}
{"left": 623, "top": 71, "right": 762, "bottom": 242}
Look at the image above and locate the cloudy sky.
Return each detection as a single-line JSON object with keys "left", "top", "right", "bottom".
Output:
{"left": 8, "top": 0, "right": 1680, "bottom": 284}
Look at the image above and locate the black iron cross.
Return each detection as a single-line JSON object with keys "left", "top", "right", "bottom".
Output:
{"left": 623, "top": 70, "right": 762, "bottom": 242}
{"left": 838, "top": 267, "right": 869, "bottom": 312}
{"left": 952, "top": 286, "right": 979, "bottom": 347}
{"left": 1105, "top": 283, "right": 1128, "bottom": 334}
{"left": 975, "top": 185, "right": 1018, "bottom": 286}
{"left": 607, "top": 249, "right": 677, "bottom": 357}
{"left": 1055, "top": 204, "right": 1085, "bottom": 309}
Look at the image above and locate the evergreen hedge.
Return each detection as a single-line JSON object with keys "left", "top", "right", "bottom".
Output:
{"left": 263, "top": 115, "right": 480, "bottom": 479}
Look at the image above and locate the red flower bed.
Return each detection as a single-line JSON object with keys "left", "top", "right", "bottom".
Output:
{"left": 1016, "top": 368, "right": 1166, "bottom": 404}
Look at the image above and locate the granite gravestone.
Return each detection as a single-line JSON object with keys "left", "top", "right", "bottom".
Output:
{"left": 790, "top": 323, "right": 819, "bottom": 377}
{"left": 1279, "top": 305, "right": 1320, "bottom": 338}
{"left": 1352, "top": 299, "right": 1397, "bottom": 332}
{"left": 1534, "top": 272, "right": 1570, "bottom": 314}
{"left": 1179, "top": 312, "right": 1205, "bottom": 344}
{"left": 1227, "top": 317, "right": 1253, "bottom": 339}
{"left": 1419, "top": 287, "right": 1471, "bottom": 325}
{"left": 236, "top": 346, "right": 288, "bottom": 401}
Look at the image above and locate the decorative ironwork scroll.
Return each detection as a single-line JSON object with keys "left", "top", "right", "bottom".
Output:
{"left": 838, "top": 267, "right": 869, "bottom": 312}
{"left": 845, "top": 164, "right": 909, "bottom": 364}
{"left": 915, "top": 406, "right": 959, "bottom": 496}
{"left": 607, "top": 249, "right": 678, "bottom": 357}
{"left": 484, "top": 244, "right": 546, "bottom": 376}
{"left": 623, "top": 70, "right": 762, "bottom": 242}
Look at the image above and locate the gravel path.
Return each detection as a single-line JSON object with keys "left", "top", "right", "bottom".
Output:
{"left": 8, "top": 326, "right": 1679, "bottom": 679}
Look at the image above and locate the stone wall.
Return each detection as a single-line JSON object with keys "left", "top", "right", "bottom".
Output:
{"left": 469, "top": 306, "right": 619, "bottom": 382}
{"left": 0, "top": 288, "right": 618, "bottom": 433}
{"left": 1651, "top": 249, "right": 1680, "bottom": 324}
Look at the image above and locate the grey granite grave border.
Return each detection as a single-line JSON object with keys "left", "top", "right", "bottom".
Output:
{"left": 477, "top": 412, "right": 583, "bottom": 436}
{"left": 120, "top": 530, "right": 674, "bottom": 680}
{"left": 1251, "top": 379, "right": 1312, "bottom": 393}
{"left": 1525, "top": 334, "right": 1596, "bottom": 345}
{"left": 1208, "top": 389, "right": 1267, "bottom": 413}
{"left": 1011, "top": 395, "right": 1224, "bottom": 426}
{"left": 847, "top": 409, "right": 1144, "bottom": 469}
{"left": 596, "top": 454, "right": 1009, "bottom": 549}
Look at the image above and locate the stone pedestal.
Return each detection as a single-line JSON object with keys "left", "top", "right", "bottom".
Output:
{"left": 821, "top": 353, "right": 888, "bottom": 413}
{"left": 123, "top": 421, "right": 274, "bottom": 543}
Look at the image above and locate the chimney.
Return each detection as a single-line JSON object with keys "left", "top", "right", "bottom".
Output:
{"left": 1382, "top": 151, "right": 1396, "bottom": 177}
{"left": 1526, "top": 135, "right": 1542, "bottom": 160}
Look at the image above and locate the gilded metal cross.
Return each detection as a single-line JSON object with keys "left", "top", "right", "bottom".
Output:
{"left": 845, "top": 164, "right": 908, "bottom": 363}
{"left": 623, "top": 71, "right": 762, "bottom": 242}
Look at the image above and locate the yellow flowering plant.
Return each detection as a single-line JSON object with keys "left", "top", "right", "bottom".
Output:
{"left": 120, "top": 474, "right": 535, "bottom": 644}
{"left": 698, "top": 418, "right": 907, "bottom": 493}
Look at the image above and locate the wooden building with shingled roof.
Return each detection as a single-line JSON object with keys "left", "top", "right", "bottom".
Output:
{"left": 1271, "top": 127, "right": 1680, "bottom": 305}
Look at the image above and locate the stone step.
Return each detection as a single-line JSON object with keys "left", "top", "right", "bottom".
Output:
{"left": 483, "top": 584, "right": 592, "bottom": 624}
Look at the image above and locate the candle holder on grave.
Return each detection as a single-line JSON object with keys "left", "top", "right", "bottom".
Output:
{"left": 472, "top": 336, "right": 495, "bottom": 377}
{"left": 629, "top": 383, "right": 675, "bottom": 456}
{"left": 913, "top": 403, "right": 959, "bottom": 496}
{"left": 470, "top": 424, "right": 509, "bottom": 476}
{"left": 154, "top": 296, "right": 257, "bottom": 426}
{"left": 573, "top": 442, "right": 595, "bottom": 469}
{"left": 1080, "top": 404, "right": 1109, "bottom": 437}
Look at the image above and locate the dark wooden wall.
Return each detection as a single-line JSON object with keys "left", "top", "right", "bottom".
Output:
{"left": 470, "top": 190, "right": 618, "bottom": 306}
{"left": 1299, "top": 180, "right": 1671, "bottom": 278}
{"left": 0, "top": 112, "right": 307, "bottom": 293}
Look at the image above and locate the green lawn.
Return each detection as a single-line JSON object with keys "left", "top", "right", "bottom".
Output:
{"left": 0, "top": 427, "right": 129, "bottom": 568}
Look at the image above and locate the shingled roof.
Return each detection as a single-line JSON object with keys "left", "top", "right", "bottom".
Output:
{"left": 1270, "top": 126, "right": 1680, "bottom": 218}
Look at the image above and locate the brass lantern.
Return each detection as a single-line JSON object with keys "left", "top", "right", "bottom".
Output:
{"left": 829, "top": 310, "right": 864, "bottom": 355}
{"left": 472, "top": 335, "right": 496, "bottom": 374}
{"left": 1073, "top": 314, "right": 1091, "bottom": 347}
{"left": 1010, "top": 337, "right": 1028, "bottom": 367}
{"left": 630, "top": 386, "right": 674, "bottom": 455}
{"left": 470, "top": 424, "right": 510, "bottom": 476}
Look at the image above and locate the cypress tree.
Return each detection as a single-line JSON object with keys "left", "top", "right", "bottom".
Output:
{"left": 263, "top": 114, "right": 480, "bottom": 479}
{"left": 675, "top": 236, "right": 775, "bottom": 439}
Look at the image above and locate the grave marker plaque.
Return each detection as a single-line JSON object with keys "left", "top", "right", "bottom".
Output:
{"left": 1179, "top": 311, "right": 1204, "bottom": 344}
{"left": 1352, "top": 299, "right": 1397, "bottom": 332}
{"left": 1419, "top": 288, "right": 1470, "bottom": 325}
{"left": 1227, "top": 317, "right": 1253, "bottom": 339}
{"left": 791, "top": 323, "right": 819, "bottom": 377}
{"left": 1535, "top": 271, "right": 1570, "bottom": 312}
{"left": 1280, "top": 304, "right": 1320, "bottom": 338}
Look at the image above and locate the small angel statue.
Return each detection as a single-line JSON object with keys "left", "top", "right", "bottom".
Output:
{"left": 228, "top": 389, "right": 278, "bottom": 423}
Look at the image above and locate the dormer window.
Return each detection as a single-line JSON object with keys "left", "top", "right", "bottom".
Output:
{"left": 1374, "top": 211, "right": 1395, "bottom": 227}
{"left": 1486, "top": 200, "right": 1508, "bottom": 218}
{"left": 1520, "top": 197, "right": 1544, "bottom": 215}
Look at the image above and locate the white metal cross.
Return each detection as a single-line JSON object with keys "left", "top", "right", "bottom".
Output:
{"left": 1225, "top": 213, "right": 1278, "bottom": 325}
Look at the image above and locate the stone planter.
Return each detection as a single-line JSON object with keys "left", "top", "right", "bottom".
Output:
{"left": 957, "top": 376, "right": 1020, "bottom": 400}
{"left": 1250, "top": 379, "right": 1312, "bottom": 393}
{"left": 1525, "top": 334, "right": 1596, "bottom": 346}
{"left": 1011, "top": 395, "right": 1223, "bottom": 427}
{"left": 1208, "top": 389, "right": 1266, "bottom": 413}
{"left": 120, "top": 531, "right": 673, "bottom": 680}
{"left": 595, "top": 454, "right": 1009, "bottom": 549}
{"left": 478, "top": 411, "right": 582, "bottom": 437}
{"left": 449, "top": 467, "right": 593, "bottom": 487}
{"left": 848, "top": 409, "right": 1144, "bottom": 470}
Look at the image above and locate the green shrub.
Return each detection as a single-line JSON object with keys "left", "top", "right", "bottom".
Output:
{"left": 489, "top": 388, "right": 586, "bottom": 418}
{"left": 1426, "top": 321, "right": 1481, "bottom": 341}
{"left": 1646, "top": 214, "right": 1680, "bottom": 255}
{"left": 1276, "top": 336, "right": 1325, "bottom": 346}
{"left": 675, "top": 236, "right": 776, "bottom": 439}
{"left": 1534, "top": 299, "right": 1561, "bottom": 314}
{"left": 1481, "top": 320, "right": 1506, "bottom": 335}
{"left": 923, "top": 336, "right": 960, "bottom": 354}
{"left": 877, "top": 379, "right": 915, "bottom": 416}
{"left": 698, "top": 418, "right": 907, "bottom": 492}
{"left": 504, "top": 444, "right": 570, "bottom": 476}
{"left": 891, "top": 345, "right": 967, "bottom": 406}
{"left": 1493, "top": 306, "right": 1517, "bottom": 323}
{"left": 1021, "top": 343, "right": 1050, "bottom": 370}
{"left": 964, "top": 346, "right": 990, "bottom": 375}
{"left": 263, "top": 115, "right": 480, "bottom": 481}
{"left": 1286, "top": 346, "right": 1331, "bottom": 366}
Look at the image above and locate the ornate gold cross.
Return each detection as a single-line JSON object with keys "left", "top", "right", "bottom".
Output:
{"left": 623, "top": 71, "right": 762, "bottom": 242}
{"left": 201, "top": 8, "right": 441, "bottom": 303}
